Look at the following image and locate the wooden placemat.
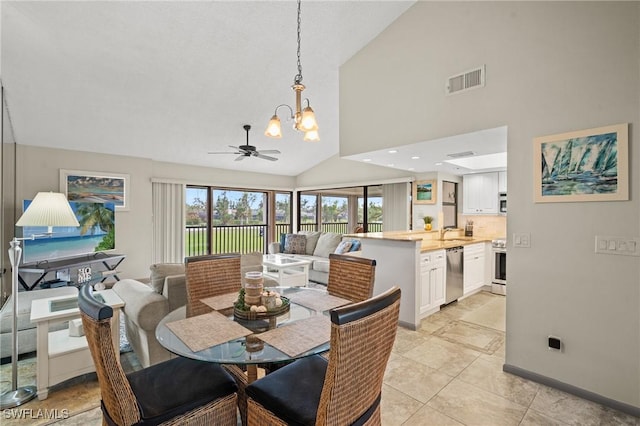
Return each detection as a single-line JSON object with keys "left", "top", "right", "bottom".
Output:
{"left": 201, "top": 292, "right": 238, "bottom": 311}
{"left": 166, "top": 311, "right": 252, "bottom": 352}
{"left": 288, "top": 291, "right": 352, "bottom": 312}
{"left": 257, "top": 315, "right": 331, "bottom": 357}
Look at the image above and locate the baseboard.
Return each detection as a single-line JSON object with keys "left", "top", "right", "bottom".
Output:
{"left": 503, "top": 363, "right": 640, "bottom": 418}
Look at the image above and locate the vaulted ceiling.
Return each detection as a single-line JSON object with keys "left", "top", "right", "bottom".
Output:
{"left": 1, "top": 1, "right": 415, "bottom": 176}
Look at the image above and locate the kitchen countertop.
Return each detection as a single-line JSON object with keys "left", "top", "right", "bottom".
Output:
{"left": 345, "top": 230, "right": 501, "bottom": 252}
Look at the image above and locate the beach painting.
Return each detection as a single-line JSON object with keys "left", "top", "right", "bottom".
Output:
{"left": 413, "top": 180, "right": 436, "bottom": 204}
{"left": 60, "top": 169, "right": 130, "bottom": 210}
{"left": 533, "top": 123, "right": 628, "bottom": 203}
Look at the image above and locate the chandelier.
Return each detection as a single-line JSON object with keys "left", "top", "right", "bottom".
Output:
{"left": 264, "top": 0, "right": 319, "bottom": 142}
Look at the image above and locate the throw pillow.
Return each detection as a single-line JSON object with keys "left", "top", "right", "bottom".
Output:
{"left": 279, "top": 233, "right": 287, "bottom": 253}
{"left": 334, "top": 240, "right": 353, "bottom": 254}
{"left": 298, "top": 231, "right": 321, "bottom": 255}
{"left": 149, "top": 263, "right": 185, "bottom": 293}
{"left": 284, "top": 234, "right": 307, "bottom": 254}
{"left": 349, "top": 240, "right": 362, "bottom": 252}
{"left": 313, "top": 232, "right": 343, "bottom": 258}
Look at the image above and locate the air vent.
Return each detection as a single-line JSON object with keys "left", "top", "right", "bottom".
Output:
{"left": 446, "top": 65, "right": 485, "bottom": 95}
{"left": 447, "top": 151, "right": 475, "bottom": 159}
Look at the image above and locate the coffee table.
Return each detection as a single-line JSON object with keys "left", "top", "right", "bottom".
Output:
{"left": 262, "top": 255, "right": 311, "bottom": 287}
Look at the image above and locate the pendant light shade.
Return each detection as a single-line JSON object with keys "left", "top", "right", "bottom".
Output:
{"left": 265, "top": 115, "right": 283, "bottom": 138}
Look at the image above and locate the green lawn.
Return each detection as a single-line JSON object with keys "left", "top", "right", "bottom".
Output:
{"left": 185, "top": 227, "right": 267, "bottom": 256}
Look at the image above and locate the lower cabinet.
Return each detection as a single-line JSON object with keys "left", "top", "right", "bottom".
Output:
{"left": 420, "top": 250, "right": 446, "bottom": 316}
{"left": 463, "top": 243, "right": 486, "bottom": 294}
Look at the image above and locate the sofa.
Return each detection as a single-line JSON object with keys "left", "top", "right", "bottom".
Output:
{"left": 0, "top": 286, "right": 78, "bottom": 360}
{"left": 113, "top": 252, "right": 275, "bottom": 367}
{"left": 268, "top": 231, "right": 361, "bottom": 285}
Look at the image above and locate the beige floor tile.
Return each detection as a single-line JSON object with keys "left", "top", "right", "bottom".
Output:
{"left": 530, "top": 385, "right": 640, "bottom": 426}
{"left": 457, "top": 356, "right": 539, "bottom": 407}
{"left": 418, "top": 311, "right": 454, "bottom": 335}
{"left": 402, "top": 404, "right": 464, "bottom": 426}
{"left": 48, "top": 407, "right": 102, "bottom": 425}
{"left": 384, "top": 354, "right": 453, "bottom": 403}
{"left": 460, "top": 297, "right": 506, "bottom": 332}
{"left": 437, "top": 303, "right": 474, "bottom": 320}
{"left": 380, "top": 383, "right": 423, "bottom": 426}
{"left": 520, "top": 408, "right": 570, "bottom": 425}
{"left": 433, "top": 320, "right": 504, "bottom": 354}
{"left": 457, "top": 291, "right": 499, "bottom": 310}
{"left": 426, "top": 379, "right": 527, "bottom": 426}
{"left": 402, "top": 336, "right": 481, "bottom": 377}
{"left": 393, "top": 326, "right": 429, "bottom": 354}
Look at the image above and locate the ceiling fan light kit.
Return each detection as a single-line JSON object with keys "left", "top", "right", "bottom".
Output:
{"left": 264, "top": 0, "right": 319, "bottom": 142}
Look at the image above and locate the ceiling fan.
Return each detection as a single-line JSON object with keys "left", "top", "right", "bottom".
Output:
{"left": 208, "top": 124, "right": 281, "bottom": 161}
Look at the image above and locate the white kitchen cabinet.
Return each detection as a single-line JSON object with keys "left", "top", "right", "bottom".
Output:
{"left": 498, "top": 171, "right": 507, "bottom": 193}
{"left": 420, "top": 250, "right": 446, "bottom": 316}
{"left": 463, "top": 172, "right": 499, "bottom": 214}
{"left": 463, "top": 243, "right": 486, "bottom": 295}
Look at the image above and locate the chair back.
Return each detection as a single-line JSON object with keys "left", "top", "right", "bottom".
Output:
{"left": 78, "top": 284, "right": 141, "bottom": 425}
{"left": 317, "top": 286, "right": 401, "bottom": 425}
{"left": 327, "top": 253, "right": 376, "bottom": 302}
{"left": 185, "top": 253, "right": 242, "bottom": 317}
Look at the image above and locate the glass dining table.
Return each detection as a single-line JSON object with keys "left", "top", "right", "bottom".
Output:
{"left": 155, "top": 286, "right": 345, "bottom": 383}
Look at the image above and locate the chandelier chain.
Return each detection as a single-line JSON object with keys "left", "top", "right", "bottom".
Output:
{"left": 294, "top": 0, "right": 303, "bottom": 84}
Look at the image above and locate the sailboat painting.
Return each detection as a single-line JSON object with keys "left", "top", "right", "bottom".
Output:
{"left": 534, "top": 123, "right": 628, "bottom": 203}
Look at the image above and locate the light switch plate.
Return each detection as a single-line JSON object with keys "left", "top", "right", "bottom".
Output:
{"left": 513, "top": 233, "right": 531, "bottom": 248}
{"left": 595, "top": 236, "right": 640, "bottom": 256}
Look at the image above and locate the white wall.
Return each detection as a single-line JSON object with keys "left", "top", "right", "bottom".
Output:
{"left": 340, "top": 1, "right": 639, "bottom": 410}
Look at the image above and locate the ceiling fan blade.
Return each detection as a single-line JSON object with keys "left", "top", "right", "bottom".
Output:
{"left": 256, "top": 153, "right": 278, "bottom": 161}
{"left": 258, "top": 150, "right": 281, "bottom": 154}
{"left": 234, "top": 155, "right": 247, "bottom": 161}
{"left": 208, "top": 151, "right": 241, "bottom": 155}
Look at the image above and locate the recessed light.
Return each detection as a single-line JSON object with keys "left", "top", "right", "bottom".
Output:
{"left": 435, "top": 162, "right": 443, "bottom": 166}
{"left": 408, "top": 167, "right": 415, "bottom": 171}
{"left": 411, "top": 156, "right": 420, "bottom": 160}
{"left": 387, "top": 163, "right": 395, "bottom": 167}
{"left": 388, "top": 150, "right": 398, "bottom": 154}
{"left": 363, "top": 158, "right": 372, "bottom": 162}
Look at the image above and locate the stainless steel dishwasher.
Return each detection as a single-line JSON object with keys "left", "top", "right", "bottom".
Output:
{"left": 445, "top": 246, "right": 464, "bottom": 304}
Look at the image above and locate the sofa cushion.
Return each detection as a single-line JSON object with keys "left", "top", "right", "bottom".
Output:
{"left": 312, "top": 259, "right": 330, "bottom": 274}
{"left": 298, "top": 231, "right": 321, "bottom": 255}
{"left": 284, "top": 234, "right": 307, "bottom": 254}
{"left": 334, "top": 240, "right": 352, "bottom": 254}
{"left": 0, "top": 286, "right": 78, "bottom": 334}
{"left": 313, "top": 233, "right": 343, "bottom": 258}
{"left": 150, "top": 263, "right": 185, "bottom": 294}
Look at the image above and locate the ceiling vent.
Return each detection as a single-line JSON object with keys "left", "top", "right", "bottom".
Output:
{"left": 446, "top": 65, "right": 485, "bottom": 95}
{"left": 447, "top": 151, "right": 475, "bottom": 158}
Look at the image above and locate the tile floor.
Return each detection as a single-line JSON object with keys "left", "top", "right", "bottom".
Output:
{"left": 1, "top": 291, "right": 638, "bottom": 425}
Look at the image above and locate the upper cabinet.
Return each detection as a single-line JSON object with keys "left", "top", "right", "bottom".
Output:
{"left": 463, "top": 172, "right": 499, "bottom": 214}
{"left": 498, "top": 171, "right": 507, "bottom": 193}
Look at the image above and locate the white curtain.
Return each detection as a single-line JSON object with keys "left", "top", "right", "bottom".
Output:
{"left": 152, "top": 182, "right": 185, "bottom": 263}
{"left": 382, "top": 182, "right": 410, "bottom": 232}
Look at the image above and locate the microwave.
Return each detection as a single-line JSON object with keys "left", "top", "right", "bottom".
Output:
{"left": 499, "top": 193, "right": 507, "bottom": 214}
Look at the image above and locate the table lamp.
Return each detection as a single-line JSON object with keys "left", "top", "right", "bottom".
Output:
{"left": 0, "top": 192, "right": 79, "bottom": 409}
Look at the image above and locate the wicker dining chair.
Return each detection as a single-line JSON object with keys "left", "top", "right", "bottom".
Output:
{"left": 327, "top": 253, "right": 376, "bottom": 303}
{"left": 185, "top": 253, "right": 242, "bottom": 318}
{"left": 245, "top": 286, "right": 401, "bottom": 425}
{"left": 78, "top": 284, "right": 238, "bottom": 426}
{"left": 184, "top": 252, "right": 251, "bottom": 425}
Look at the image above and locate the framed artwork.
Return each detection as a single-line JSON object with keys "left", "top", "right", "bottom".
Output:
{"left": 413, "top": 180, "right": 437, "bottom": 204}
{"left": 60, "top": 169, "right": 130, "bottom": 211}
{"left": 533, "top": 123, "right": 628, "bottom": 203}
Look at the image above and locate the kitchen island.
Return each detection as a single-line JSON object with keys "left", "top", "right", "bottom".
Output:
{"left": 346, "top": 230, "right": 496, "bottom": 330}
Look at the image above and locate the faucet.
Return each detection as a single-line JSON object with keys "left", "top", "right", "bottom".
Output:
{"left": 439, "top": 228, "right": 454, "bottom": 241}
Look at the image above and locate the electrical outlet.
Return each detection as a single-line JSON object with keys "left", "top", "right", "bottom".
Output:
{"left": 513, "top": 233, "right": 531, "bottom": 248}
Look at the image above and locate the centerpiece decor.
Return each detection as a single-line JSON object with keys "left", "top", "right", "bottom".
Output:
{"left": 234, "top": 272, "right": 290, "bottom": 320}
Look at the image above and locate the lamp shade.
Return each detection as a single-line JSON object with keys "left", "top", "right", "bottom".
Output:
{"left": 16, "top": 192, "right": 80, "bottom": 227}
{"left": 303, "top": 129, "right": 320, "bottom": 142}
{"left": 265, "top": 115, "right": 283, "bottom": 138}
{"left": 299, "top": 106, "right": 318, "bottom": 132}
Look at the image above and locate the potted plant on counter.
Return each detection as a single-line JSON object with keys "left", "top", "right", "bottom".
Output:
{"left": 423, "top": 216, "right": 433, "bottom": 231}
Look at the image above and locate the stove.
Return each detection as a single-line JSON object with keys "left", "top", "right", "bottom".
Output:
{"left": 491, "top": 239, "right": 506, "bottom": 295}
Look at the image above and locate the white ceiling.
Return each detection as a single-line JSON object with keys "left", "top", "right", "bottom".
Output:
{"left": 343, "top": 125, "right": 508, "bottom": 175}
{"left": 1, "top": 0, "right": 415, "bottom": 176}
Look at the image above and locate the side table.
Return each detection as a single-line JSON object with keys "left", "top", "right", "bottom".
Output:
{"left": 30, "top": 289, "right": 124, "bottom": 400}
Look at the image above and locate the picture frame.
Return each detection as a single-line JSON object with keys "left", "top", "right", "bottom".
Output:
{"left": 60, "top": 169, "right": 130, "bottom": 211}
{"left": 533, "top": 123, "right": 628, "bottom": 203}
{"left": 413, "top": 180, "right": 437, "bottom": 204}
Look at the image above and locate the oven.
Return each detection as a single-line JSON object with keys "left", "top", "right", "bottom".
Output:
{"left": 491, "top": 239, "right": 506, "bottom": 295}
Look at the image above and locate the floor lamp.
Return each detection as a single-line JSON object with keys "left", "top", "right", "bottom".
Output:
{"left": 0, "top": 192, "right": 79, "bottom": 409}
